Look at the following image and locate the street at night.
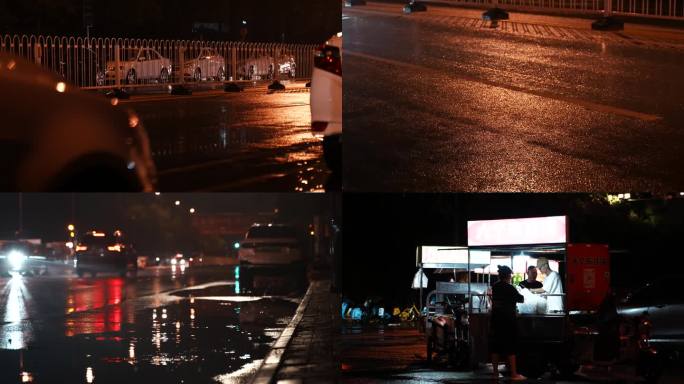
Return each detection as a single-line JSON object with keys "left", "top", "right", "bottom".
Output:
{"left": 343, "top": 2, "right": 684, "bottom": 192}
{"left": 340, "top": 325, "right": 684, "bottom": 383}
{"left": 1, "top": 0, "right": 341, "bottom": 192}
{"left": 342, "top": 193, "right": 684, "bottom": 383}
{"left": 0, "top": 266, "right": 300, "bottom": 384}
{"left": 118, "top": 83, "right": 333, "bottom": 192}
{"left": 0, "top": 193, "right": 341, "bottom": 384}
{"left": 4, "top": 0, "right": 684, "bottom": 383}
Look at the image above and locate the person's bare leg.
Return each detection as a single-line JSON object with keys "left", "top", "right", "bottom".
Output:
{"left": 492, "top": 353, "right": 500, "bottom": 377}
{"left": 509, "top": 355, "right": 517, "bottom": 376}
{"left": 508, "top": 355, "right": 526, "bottom": 380}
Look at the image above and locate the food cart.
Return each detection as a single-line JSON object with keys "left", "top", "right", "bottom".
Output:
{"left": 417, "top": 246, "right": 490, "bottom": 367}
{"left": 423, "top": 216, "right": 611, "bottom": 378}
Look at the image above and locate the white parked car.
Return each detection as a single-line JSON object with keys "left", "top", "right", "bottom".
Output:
{"left": 238, "top": 224, "right": 302, "bottom": 267}
{"left": 238, "top": 53, "right": 296, "bottom": 80}
{"left": 310, "top": 32, "right": 342, "bottom": 174}
{"left": 183, "top": 48, "right": 226, "bottom": 82}
{"left": 106, "top": 47, "right": 172, "bottom": 85}
{"left": 237, "top": 224, "right": 304, "bottom": 293}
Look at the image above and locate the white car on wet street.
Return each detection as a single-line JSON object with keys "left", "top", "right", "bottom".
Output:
{"left": 106, "top": 47, "right": 172, "bottom": 85}
{"left": 310, "top": 32, "right": 342, "bottom": 174}
{"left": 183, "top": 47, "right": 226, "bottom": 82}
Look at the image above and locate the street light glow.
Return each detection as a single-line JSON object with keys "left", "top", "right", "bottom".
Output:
{"left": 189, "top": 208, "right": 196, "bottom": 214}
{"left": 175, "top": 200, "right": 180, "bottom": 206}
{"left": 67, "top": 224, "right": 75, "bottom": 231}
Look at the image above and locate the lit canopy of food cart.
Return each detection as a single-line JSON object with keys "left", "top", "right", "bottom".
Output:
{"left": 417, "top": 246, "right": 491, "bottom": 269}
{"left": 467, "top": 216, "right": 567, "bottom": 247}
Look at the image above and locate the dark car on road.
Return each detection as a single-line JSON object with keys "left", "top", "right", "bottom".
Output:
{"left": 482, "top": 7, "right": 510, "bottom": 21}
{"left": 403, "top": 1, "right": 427, "bottom": 13}
{"left": 618, "top": 276, "right": 684, "bottom": 379}
{"left": 74, "top": 231, "right": 137, "bottom": 277}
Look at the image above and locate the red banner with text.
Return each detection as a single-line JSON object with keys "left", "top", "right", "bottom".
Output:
{"left": 566, "top": 243, "right": 610, "bottom": 311}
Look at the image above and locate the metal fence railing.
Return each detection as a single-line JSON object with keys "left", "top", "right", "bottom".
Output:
{"left": 442, "top": 0, "right": 684, "bottom": 19}
{"left": 446, "top": 0, "right": 603, "bottom": 12}
{"left": 611, "top": 0, "right": 684, "bottom": 19}
{"left": 1, "top": 34, "right": 318, "bottom": 90}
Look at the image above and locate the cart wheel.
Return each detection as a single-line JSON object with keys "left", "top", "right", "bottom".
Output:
{"left": 518, "top": 354, "right": 545, "bottom": 379}
{"left": 557, "top": 361, "right": 580, "bottom": 378}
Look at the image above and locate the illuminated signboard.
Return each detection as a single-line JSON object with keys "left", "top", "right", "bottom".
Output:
{"left": 467, "top": 216, "right": 567, "bottom": 247}
{"left": 417, "top": 246, "right": 491, "bottom": 269}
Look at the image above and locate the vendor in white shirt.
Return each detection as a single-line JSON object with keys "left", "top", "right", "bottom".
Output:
{"left": 530, "top": 257, "right": 564, "bottom": 313}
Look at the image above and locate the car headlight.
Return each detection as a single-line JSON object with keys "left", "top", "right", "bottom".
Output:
{"left": 8, "top": 250, "right": 27, "bottom": 270}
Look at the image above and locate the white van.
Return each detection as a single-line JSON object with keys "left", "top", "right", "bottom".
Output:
{"left": 238, "top": 224, "right": 302, "bottom": 267}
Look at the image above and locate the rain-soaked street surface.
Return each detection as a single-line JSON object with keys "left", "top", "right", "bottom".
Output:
{"left": 117, "top": 82, "right": 337, "bottom": 192}
{"left": 0, "top": 264, "right": 302, "bottom": 384}
{"left": 343, "top": 2, "right": 684, "bottom": 192}
{"left": 341, "top": 325, "right": 684, "bottom": 383}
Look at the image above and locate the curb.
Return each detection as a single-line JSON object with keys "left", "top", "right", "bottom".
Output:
{"left": 249, "top": 281, "right": 316, "bottom": 384}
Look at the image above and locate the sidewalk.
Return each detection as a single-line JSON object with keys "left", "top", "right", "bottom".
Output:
{"left": 251, "top": 279, "right": 340, "bottom": 384}
{"left": 339, "top": 325, "right": 684, "bottom": 383}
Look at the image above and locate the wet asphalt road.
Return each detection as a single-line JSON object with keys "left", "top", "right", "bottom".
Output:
{"left": 341, "top": 325, "right": 684, "bottom": 384}
{"left": 343, "top": 3, "right": 684, "bottom": 192}
{"left": 118, "top": 82, "right": 337, "bottom": 192}
{"left": 0, "top": 264, "right": 301, "bottom": 384}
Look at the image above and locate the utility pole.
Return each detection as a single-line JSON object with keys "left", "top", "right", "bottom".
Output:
{"left": 83, "top": 0, "right": 94, "bottom": 38}
{"left": 17, "top": 193, "right": 23, "bottom": 238}
{"left": 71, "top": 193, "right": 76, "bottom": 224}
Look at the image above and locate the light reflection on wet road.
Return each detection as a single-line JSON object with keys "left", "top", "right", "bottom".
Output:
{"left": 343, "top": 3, "right": 684, "bottom": 192}
{"left": 0, "top": 266, "right": 300, "bottom": 384}
{"left": 123, "top": 84, "right": 335, "bottom": 192}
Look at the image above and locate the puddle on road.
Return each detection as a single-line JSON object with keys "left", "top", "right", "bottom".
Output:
{"left": 138, "top": 92, "right": 318, "bottom": 168}
{"left": 0, "top": 291, "right": 298, "bottom": 384}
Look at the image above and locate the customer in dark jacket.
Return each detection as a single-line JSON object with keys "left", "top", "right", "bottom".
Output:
{"left": 490, "top": 265, "right": 526, "bottom": 380}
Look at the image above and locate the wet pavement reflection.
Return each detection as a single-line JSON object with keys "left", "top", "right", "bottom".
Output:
{"left": 343, "top": 4, "right": 684, "bottom": 192}
{"left": 0, "top": 266, "right": 301, "bottom": 383}
{"left": 124, "top": 85, "right": 334, "bottom": 191}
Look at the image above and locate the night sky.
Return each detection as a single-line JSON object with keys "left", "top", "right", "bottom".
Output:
{"left": 0, "top": 193, "right": 339, "bottom": 247}
{"left": 342, "top": 193, "right": 684, "bottom": 307}
{"left": 0, "top": 0, "right": 341, "bottom": 43}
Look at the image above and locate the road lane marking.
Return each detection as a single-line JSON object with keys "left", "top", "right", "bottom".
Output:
{"left": 346, "top": 50, "right": 662, "bottom": 122}
{"left": 346, "top": 5, "right": 684, "bottom": 51}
